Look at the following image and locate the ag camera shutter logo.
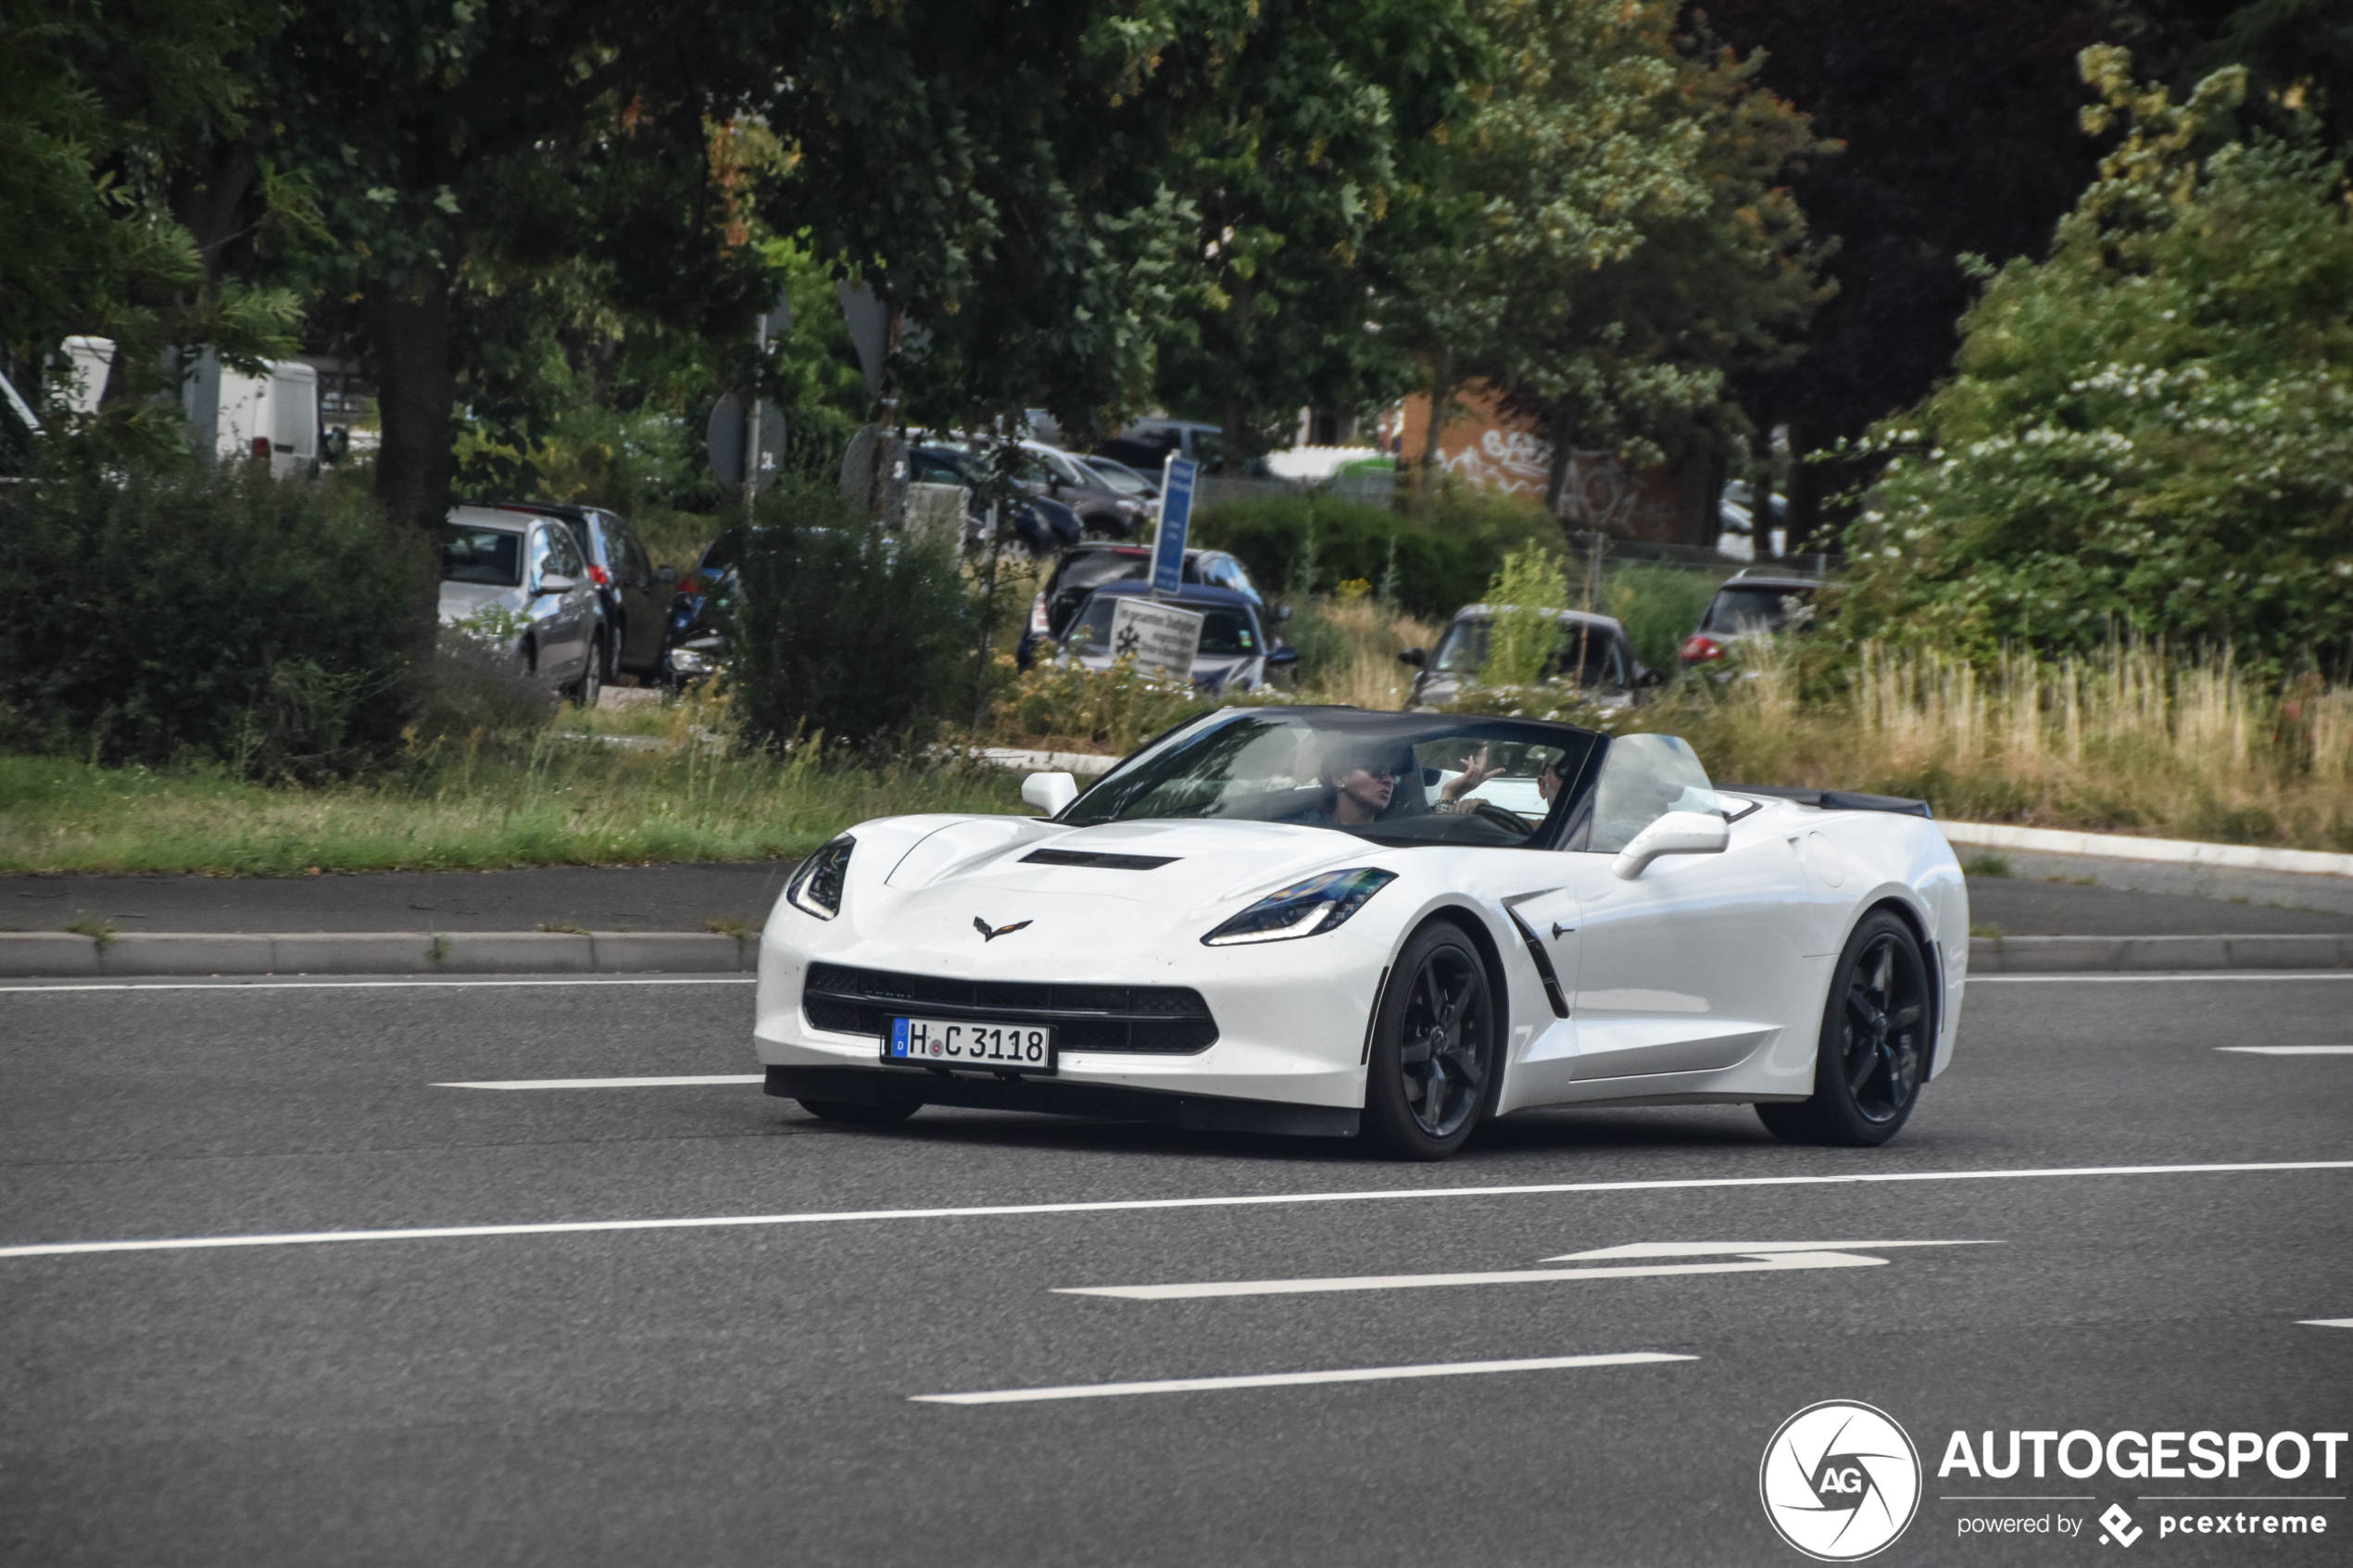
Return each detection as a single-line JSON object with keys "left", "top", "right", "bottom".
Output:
{"left": 1760, "top": 1400, "right": 1923, "bottom": 1561}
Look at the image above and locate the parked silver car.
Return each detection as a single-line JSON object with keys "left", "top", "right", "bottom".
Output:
{"left": 437, "top": 505, "right": 607, "bottom": 703}
{"left": 1399, "top": 606, "right": 1655, "bottom": 710}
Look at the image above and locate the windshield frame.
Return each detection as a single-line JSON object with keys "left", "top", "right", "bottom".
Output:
{"left": 1060, "top": 707, "right": 1606, "bottom": 849}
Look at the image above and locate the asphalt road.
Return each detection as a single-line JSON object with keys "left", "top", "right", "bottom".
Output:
{"left": 3, "top": 972, "right": 2348, "bottom": 1566}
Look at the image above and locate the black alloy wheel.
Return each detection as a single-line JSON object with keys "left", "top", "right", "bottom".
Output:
{"left": 1758, "top": 909, "right": 1931, "bottom": 1147}
{"left": 1364, "top": 922, "right": 1497, "bottom": 1160}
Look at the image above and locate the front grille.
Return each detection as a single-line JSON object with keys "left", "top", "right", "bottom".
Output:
{"left": 802, "top": 962, "right": 1217, "bottom": 1054}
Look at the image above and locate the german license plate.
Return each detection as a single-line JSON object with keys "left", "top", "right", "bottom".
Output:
{"left": 883, "top": 1016, "right": 1056, "bottom": 1073}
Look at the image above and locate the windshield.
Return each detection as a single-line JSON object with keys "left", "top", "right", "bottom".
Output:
{"left": 442, "top": 526, "right": 522, "bottom": 587}
{"left": 1052, "top": 549, "right": 1149, "bottom": 600}
{"left": 1431, "top": 617, "right": 1624, "bottom": 686}
{"left": 1063, "top": 709, "right": 1602, "bottom": 847}
{"left": 1702, "top": 584, "right": 1813, "bottom": 633}
{"left": 1087, "top": 458, "right": 1155, "bottom": 497}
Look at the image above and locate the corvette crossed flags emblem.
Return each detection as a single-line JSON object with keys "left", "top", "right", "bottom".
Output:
{"left": 974, "top": 917, "right": 1033, "bottom": 941}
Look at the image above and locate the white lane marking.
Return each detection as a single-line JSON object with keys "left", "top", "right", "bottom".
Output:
{"left": 1058, "top": 1240, "right": 1995, "bottom": 1301}
{"left": 910, "top": 1350, "right": 1694, "bottom": 1405}
{"left": 434, "top": 1075, "right": 764, "bottom": 1089}
{"left": 0, "top": 977, "right": 755, "bottom": 993}
{"left": 1546, "top": 1239, "right": 1994, "bottom": 1261}
{"left": 2, "top": 1160, "right": 2345, "bottom": 1262}
{"left": 2299, "top": 1318, "right": 2353, "bottom": 1328}
{"left": 2219, "top": 1046, "right": 2353, "bottom": 1055}
{"left": 1971, "top": 972, "right": 2353, "bottom": 984}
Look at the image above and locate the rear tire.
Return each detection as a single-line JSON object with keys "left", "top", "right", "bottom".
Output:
{"left": 1757, "top": 909, "right": 1931, "bottom": 1147}
{"left": 1362, "top": 922, "right": 1498, "bottom": 1160}
{"left": 798, "top": 1098, "right": 920, "bottom": 1126}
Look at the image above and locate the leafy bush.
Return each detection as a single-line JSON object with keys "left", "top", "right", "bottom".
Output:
{"left": 1480, "top": 547, "right": 1571, "bottom": 687}
{"left": 1837, "top": 54, "right": 2353, "bottom": 675}
{"left": 0, "top": 457, "right": 429, "bottom": 774}
{"left": 1602, "top": 561, "right": 1718, "bottom": 670}
{"left": 988, "top": 658, "right": 1217, "bottom": 753}
{"left": 727, "top": 479, "right": 975, "bottom": 751}
{"left": 1190, "top": 493, "right": 1499, "bottom": 620}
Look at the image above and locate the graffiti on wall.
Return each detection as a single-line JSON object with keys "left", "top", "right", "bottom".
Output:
{"left": 1439, "top": 427, "right": 1673, "bottom": 535}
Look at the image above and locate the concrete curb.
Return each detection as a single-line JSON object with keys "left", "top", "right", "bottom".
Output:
{"left": 1966, "top": 934, "right": 2353, "bottom": 974}
{"left": 0, "top": 931, "right": 753, "bottom": 979}
{"left": 3, "top": 930, "right": 2348, "bottom": 981}
{"left": 1942, "top": 821, "right": 2353, "bottom": 880}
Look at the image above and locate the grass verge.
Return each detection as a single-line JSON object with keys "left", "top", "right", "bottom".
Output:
{"left": 0, "top": 742, "right": 1022, "bottom": 876}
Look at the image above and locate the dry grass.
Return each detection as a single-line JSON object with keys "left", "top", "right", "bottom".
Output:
{"left": 1622, "top": 642, "right": 2353, "bottom": 850}
{"left": 974, "top": 589, "right": 1441, "bottom": 753}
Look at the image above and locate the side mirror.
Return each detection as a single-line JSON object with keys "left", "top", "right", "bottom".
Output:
{"left": 1022, "top": 771, "right": 1079, "bottom": 817}
{"left": 1265, "top": 646, "right": 1300, "bottom": 666}
{"left": 1398, "top": 646, "right": 1428, "bottom": 668}
{"left": 1635, "top": 666, "right": 1667, "bottom": 688}
{"left": 1275, "top": 604, "right": 1293, "bottom": 622}
{"left": 655, "top": 565, "right": 678, "bottom": 584}
{"left": 1611, "top": 809, "right": 1730, "bottom": 881}
{"left": 535, "top": 573, "right": 576, "bottom": 595}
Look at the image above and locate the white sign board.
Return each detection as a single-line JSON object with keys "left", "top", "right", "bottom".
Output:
{"left": 1108, "top": 596, "right": 1204, "bottom": 683}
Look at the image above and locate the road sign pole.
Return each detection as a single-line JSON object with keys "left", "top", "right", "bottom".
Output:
{"left": 1152, "top": 454, "right": 1196, "bottom": 602}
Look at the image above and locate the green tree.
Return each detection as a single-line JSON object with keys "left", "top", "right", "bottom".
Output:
{"left": 1446, "top": 0, "right": 1831, "bottom": 518}
{"left": 1147, "top": 0, "right": 1490, "bottom": 462}
{"left": 0, "top": 0, "right": 298, "bottom": 430}
{"left": 256, "top": 1, "right": 786, "bottom": 538}
{"left": 1836, "top": 51, "right": 2353, "bottom": 672}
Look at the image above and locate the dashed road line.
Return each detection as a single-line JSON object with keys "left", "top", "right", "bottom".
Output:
{"left": 910, "top": 1351, "right": 1694, "bottom": 1405}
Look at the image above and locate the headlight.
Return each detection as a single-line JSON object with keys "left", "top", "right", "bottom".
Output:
{"left": 1202, "top": 868, "right": 1396, "bottom": 947}
{"left": 786, "top": 836, "right": 855, "bottom": 920}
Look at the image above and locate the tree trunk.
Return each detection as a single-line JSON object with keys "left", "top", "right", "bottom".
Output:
{"left": 371, "top": 279, "right": 458, "bottom": 537}
{"left": 371, "top": 276, "right": 459, "bottom": 692}
{"left": 1419, "top": 347, "right": 1453, "bottom": 495}
{"left": 1781, "top": 421, "right": 1825, "bottom": 562}
{"left": 1543, "top": 414, "right": 1576, "bottom": 532}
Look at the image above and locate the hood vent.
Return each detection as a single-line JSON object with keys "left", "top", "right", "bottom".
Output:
{"left": 1021, "top": 848, "right": 1178, "bottom": 871}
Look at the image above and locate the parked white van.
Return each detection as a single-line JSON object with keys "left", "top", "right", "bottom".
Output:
{"left": 181, "top": 350, "right": 319, "bottom": 479}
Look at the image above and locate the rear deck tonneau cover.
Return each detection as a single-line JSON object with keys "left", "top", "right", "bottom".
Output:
{"left": 1722, "top": 784, "right": 1933, "bottom": 819}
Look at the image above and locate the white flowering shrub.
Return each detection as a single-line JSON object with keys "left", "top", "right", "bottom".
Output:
{"left": 1837, "top": 50, "right": 2353, "bottom": 675}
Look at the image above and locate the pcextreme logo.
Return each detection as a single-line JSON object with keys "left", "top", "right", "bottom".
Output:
{"left": 1761, "top": 1400, "right": 1924, "bottom": 1562}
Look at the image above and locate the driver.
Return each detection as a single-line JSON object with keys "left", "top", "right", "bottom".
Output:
{"left": 1313, "top": 742, "right": 1405, "bottom": 826}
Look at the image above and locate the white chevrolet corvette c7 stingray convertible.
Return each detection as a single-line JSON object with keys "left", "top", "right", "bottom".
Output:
{"left": 753, "top": 707, "right": 1968, "bottom": 1160}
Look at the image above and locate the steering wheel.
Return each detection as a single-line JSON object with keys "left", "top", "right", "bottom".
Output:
{"left": 1468, "top": 800, "right": 1537, "bottom": 835}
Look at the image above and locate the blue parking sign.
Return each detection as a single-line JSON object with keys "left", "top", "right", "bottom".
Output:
{"left": 1152, "top": 457, "right": 1196, "bottom": 597}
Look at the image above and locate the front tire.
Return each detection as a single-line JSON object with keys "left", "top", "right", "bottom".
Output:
{"left": 1758, "top": 909, "right": 1931, "bottom": 1147}
{"left": 1363, "top": 922, "right": 1498, "bottom": 1160}
{"left": 573, "top": 633, "right": 604, "bottom": 708}
{"left": 798, "top": 1098, "right": 920, "bottom": 1126}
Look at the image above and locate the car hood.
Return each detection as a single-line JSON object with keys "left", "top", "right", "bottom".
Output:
{"left": 834, "top": 816, "right": 1381, "bottom": 963}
